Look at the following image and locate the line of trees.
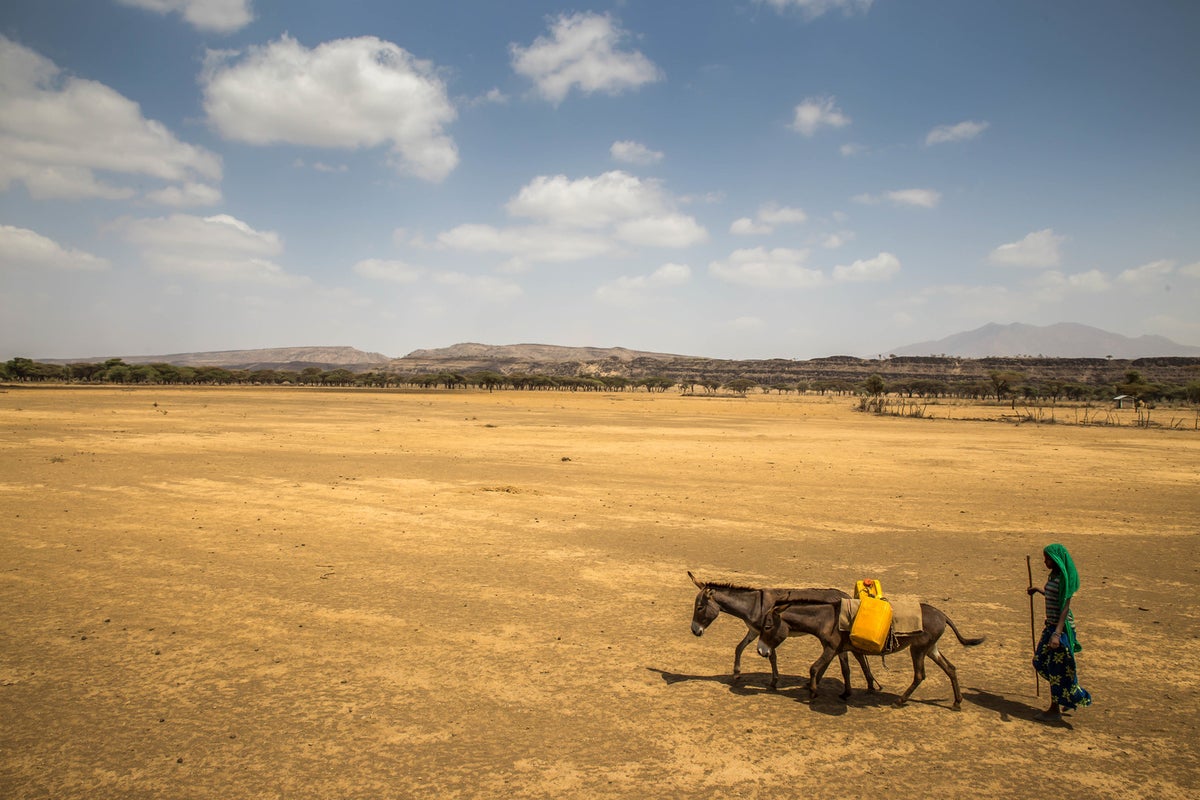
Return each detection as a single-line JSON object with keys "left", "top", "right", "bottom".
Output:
{"left": 4, "top": 357, "right": 1199, "bottom": 404}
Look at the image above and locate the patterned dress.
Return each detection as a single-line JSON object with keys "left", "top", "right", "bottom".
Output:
{"left": 1032, "top": 573, "right": 1093, "bottom": 711}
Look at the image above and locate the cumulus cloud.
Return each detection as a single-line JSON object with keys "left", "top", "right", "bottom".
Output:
{"left": 760, "top": 0, "right": 874, "bottom": 19}
{"left": 731, "top": 217, "right": 771, "bottom": 236}
{"left": 790, "top": 96, "right": 850, "bottom": 137}
{"left": 730, "top": 204, "right": 807, "bottom": 235}
{"left": 437, "top": 223, "right": 615, "bottom": 268}
{"left": 439, "top": 170, "right": 706, "bottom": 269}
{"left": 709, "top": 246, "right": 824, "bottom": 289}
{"left": 925, "top": 120, "right": 989, "bottom": 145}
{"left": 0, "top": 36, "right": 221, "bottom": 201}
{"left": 115, "top": 0, "right": 253, "bottom": 33}
{"left": 353, "top": 258, "right": 423, "bottom": 284}
{"left": 1117, "top": 259, "right": 1175, "bottom": 284}
{"left": 145, "top": 182, "right": 222, "bottom": 207}
{"left": 116, "top": 213, "right": 306, "bottom": 285}
{"left": 832, "top": 251, "right": 900, "bottom": 282}
{"left": 853, "top": 189, "right": 941, "bottom": 208}
{"left": 202, "top": 35, "right": 458, "bottom": 182}
{"left": 506, "top": 171, "right": 668, "bottom": 229}
{"left": 989, "top": 229, "right": 1065, "bottom": 268}
{"left": 596, "top": 262, "right": 691, "bottom": 306}
{"left": 511, "top": 12, "right": 663, "bottom": 105}
{"left": 0, "top": 225, "right": 110, "bottom": 271}
{"left": 616, "top": 214, "right": 707, "bottom": 248}
{"left": 431, "top": 271, "right": 523, "bottom": 301}
{"left": 1034, "top": 269, "right": 1111, "bottom": 300}
{"left": 611, "top": 140, "right": 663, "bottom": 165}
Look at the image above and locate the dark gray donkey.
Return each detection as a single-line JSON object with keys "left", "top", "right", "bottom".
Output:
{"left": 756, "top": 598, "right": 985, "bottom": 708}
{"left": 688, "top": 571, "right": 880, "bottom": 697}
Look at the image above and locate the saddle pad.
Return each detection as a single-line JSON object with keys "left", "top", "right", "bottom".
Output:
{"left": 839, "top": 597, "right": 923, "bottom": 635}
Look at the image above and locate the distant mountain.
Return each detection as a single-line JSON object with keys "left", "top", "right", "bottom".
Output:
{"left": 889, "top": 323, "right": 1200, "bottom": 359}
{"left": 402, "top": 342, "right": 693, "bottom": 363}
{"left": 42, "top": 346, "right": 391, "bottom": 371}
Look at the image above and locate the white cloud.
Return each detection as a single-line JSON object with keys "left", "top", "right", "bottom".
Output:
{"left": 432, "top": 271, "right": 523, "bottom": 301}
{"left": 730, "top": 204, "right": 807, "bottom": 235}
{"left": 925, "top": 120, "right": 989, "bottom": 145}
{"left": 0, "top": 225, "right": 109, "bottom": 271}
{"left": 1180, "top": 261, "right": 1200, "bottom": 278}
{"left": 1118, "top": 259, "right": 1175, "bottom": 284}
{"left": 832, "top": 251, "right": 900, "bottom": 282}
{"left": 506, "top": 171, "right": 668, "bottom": 228}
{"left": 441, "top": 170, "right": 706, "bottom": 267}
{"left": 510, "top": 12, "right": 663, "bottom": 105}
{"left": 820, "top": 231, "right": 853, "bottom": 249}
{"left": 611, "top": 140, "right": 663, "bottom": 165}
{"left": 888, "top": 189, "right": 940, "bottom": 208}
{"left": 202, "top": 35, "right": 458, "bottom": 182}
{"left": 115, "top": 0, "right": 253, "bottom": 33}
{"left": 437, "top": 223, "right": 615, "bottom": 267}
{"left": 760, "top": 0, "right": 874, "bottom": 19}
{"left": 709, "top": 246, "right": 824, "bottom": 289}
{"left": 763, "top": 205, "right": 807, "bottom": 225}
{"left": 0, "top": 36, "right": 221, "bottom": 201}
{"left": 353, "top": 258, "right": 423, "bottom": 284}
{"left": 116, "top": 213, "right": 306, "bottom": 285}
{"left": 840, "top": 143, "right": 867, "bottom": 157}
{"left": 731, "top": 217, "right": 771, "bottom": 236}
{"left": 615, "top": 214, "right": 708, "bottom": 248}
{"left": 854, "top": 189, "right": 941, "bottom": 208}
{"left": 595, "top": 262, "right": 691, "bottom": 306}
{"left": 989, "top": 229, "right": 1065, "bottom": 268}
{"left": 146, "top": 182, "right": 222, "bottom": 207}
{"left": 1034, "top": 269, "right": 1111, "bottom": 300}
{"left": 790, "top": 96, "right": 850, "bottom": 137}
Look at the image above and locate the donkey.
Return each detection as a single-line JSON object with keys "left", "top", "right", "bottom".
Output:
{"left": 756, "top": 598, "right": 985, "bottom": 709}
{"left": 688, "top": 571, "right": 880, "bottom": 696}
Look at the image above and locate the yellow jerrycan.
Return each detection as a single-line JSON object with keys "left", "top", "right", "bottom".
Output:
{"left": 850, "top": 579, "right": 893, "bottom": 653}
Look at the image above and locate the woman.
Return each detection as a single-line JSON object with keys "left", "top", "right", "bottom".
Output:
{"left": 1027, "top": 543, "right": 1092, "bottom": 722}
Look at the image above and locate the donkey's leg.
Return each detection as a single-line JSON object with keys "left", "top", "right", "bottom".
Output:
{"left": 894, "top": 646, "right": 927, "bottom": 706}
{"left": 853, "top": 651, "right": 881, "bottom": 692}
{"left": 926, "top": 645, "right": 963, "bottom": 709}
{"left": 732, "top": 626, "right": 757, "bottom": 680}
{"left": 807, "top": 646, "right": 838, "bottom": 699}
{"left": 836, "top": 652, "right": 853, "bottom": 701}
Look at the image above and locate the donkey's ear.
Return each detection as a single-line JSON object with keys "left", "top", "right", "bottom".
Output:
{"left": 688, "top": 570, "right": 704, "bottom": 588}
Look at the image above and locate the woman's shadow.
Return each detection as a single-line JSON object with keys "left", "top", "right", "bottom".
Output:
{"left": 962, "top": 687, "right": 1073, "bottom": 728}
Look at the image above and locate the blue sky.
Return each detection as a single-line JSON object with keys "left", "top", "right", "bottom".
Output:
{"left": 2, "top": 0, "right": 1198, "bottom": 360}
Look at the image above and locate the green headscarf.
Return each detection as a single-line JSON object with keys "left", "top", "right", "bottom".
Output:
{"left": 1043, "top": 543, "right": 1079, "bottom": 601}
{"left": 1044, "top": 543, "right": 1082, "bottom": 652}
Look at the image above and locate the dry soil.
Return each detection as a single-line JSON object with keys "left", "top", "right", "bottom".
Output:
{"left": 1, "top": 387, "right": 1197, "bottom": 799}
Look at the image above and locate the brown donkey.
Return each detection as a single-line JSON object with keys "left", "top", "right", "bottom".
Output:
{"left": 756, "top": 598, "right": 985, "bottom": 709}
{"left": 688, "top": 571, "right": 880, "bottom": 697}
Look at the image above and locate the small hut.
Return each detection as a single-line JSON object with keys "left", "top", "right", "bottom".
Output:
{"left": 1113, "top": 394, "right": 1133, "bottom": 409}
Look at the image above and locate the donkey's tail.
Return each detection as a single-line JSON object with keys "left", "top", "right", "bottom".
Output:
{"left": 945, "top": 615, "right": 986, "bottom": 647}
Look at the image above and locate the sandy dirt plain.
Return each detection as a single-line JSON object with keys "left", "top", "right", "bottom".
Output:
{"left": 1, "top": 386, "right": 1198, "bottom": 799}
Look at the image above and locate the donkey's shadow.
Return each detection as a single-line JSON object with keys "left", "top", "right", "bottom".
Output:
{"left": 648, "top": 666, "right": 877, "bottom": 714}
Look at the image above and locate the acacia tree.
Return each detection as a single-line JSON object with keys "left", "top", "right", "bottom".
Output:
{"left": 723, "top": 378, "right": 756, "bottom": 395}
{"left": 989, "top": 370, "right": 1024, "bottom": 401}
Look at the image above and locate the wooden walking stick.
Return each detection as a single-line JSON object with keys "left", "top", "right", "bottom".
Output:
{"left": 1026, "top": 555, "right": 1040, "bottom": 697}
